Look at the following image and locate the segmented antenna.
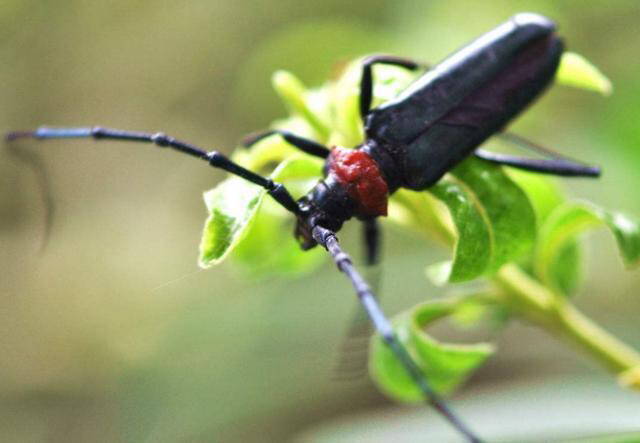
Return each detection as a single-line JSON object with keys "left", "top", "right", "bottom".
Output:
{"left": 333, "top": 219, "right": 381, "bottom": 381}
{"left": 312, "top": 225, "right": 483, "bottom": 443}
{"left": 6, "top": 127, "right": 303, "bottom": 215}
{"left": 5, "top": 134, "right": 55, "bottom": 251}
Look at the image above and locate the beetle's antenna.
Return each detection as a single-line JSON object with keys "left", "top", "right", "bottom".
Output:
{"left": 333, "top": 219, "right": 381, "bottom": 381}
{"left": 312, "top": 225, "right": 483, "bottom": 443}
{"left": 4, "top": 140, "right": 55, "bottom": 251}
{"left": 6, "top": 126, "right": 303, "bottom": 215}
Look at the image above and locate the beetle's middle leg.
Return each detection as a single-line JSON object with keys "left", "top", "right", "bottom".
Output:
{"left": 476, "top": 132, "right": 601, "bottom": 177}
{"left": 359, "top": 55, "right": 426, "bottom": 122}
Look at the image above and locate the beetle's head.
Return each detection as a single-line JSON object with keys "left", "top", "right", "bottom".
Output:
{"left": 293, "top": 176, "right": 355, "bottom": 250}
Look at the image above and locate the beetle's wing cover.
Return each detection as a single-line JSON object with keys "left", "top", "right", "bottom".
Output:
{"left": 364, "top": 13, "right": 559, "bottom": 146}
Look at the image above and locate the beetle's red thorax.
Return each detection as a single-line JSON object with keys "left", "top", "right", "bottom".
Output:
{"left": 327, "top": 147, "right": 389, "bottom": 217}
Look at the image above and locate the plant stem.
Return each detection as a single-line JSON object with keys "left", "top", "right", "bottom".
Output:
{"left": 494, "top": 264, "right": 640, "bottom": 388}
{"left": 391, "top": 194, "right": 640, "bottom": 389}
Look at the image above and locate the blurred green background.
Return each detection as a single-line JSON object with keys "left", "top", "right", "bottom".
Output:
{"left": 1, "top": 1, "right": 640, "bottom": 442}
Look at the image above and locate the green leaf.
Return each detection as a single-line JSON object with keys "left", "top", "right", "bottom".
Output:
{"left": 426, "top": 158, "right": 536, "bottom": 283}
{"left": 505, "top": 168, "right": 581, "bottom": 291}
{"left": 198, "top": 156, "right": 322, "bottom": 268}
{"left": 556, "top": 51, "right": 613, "bottom": 96}
{"left": 272, "top": 70, "right": 330, "bottom": 140}
{"left": 199, "top": 176, "right": 266, "bottom": 268}
{"left": 535, "top": 201, "right": 640, "bottom": 294}
{"left": 231, "top": 157, "right": 324, "bottom": 276}
{"left": 547, "top": 241, "right": 583, "bottom": 296}
{"left": 448, "top": 294, "right": 505, "bottom": 329}
{"left": 370, "top": 299, "right": 494, "bottom": 403}
{"left": 231, "top": 198, "right": 324, "bottom": 277}
{"left": 388, "top": 189, "right": 455, "bottom": 247}
{"left": 505, "top": 168, "right": 565, "bottom": 224}
{"left": 428, "top": 178, "right": 491, "bottom": 282}
{"left": 451, "top": 158, "right": 536, "bottom": 273}
{"left": 327, "top": 60, "right": 362, "bottom": 147}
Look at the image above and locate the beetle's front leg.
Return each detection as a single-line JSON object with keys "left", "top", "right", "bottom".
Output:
{"left": 241, "top": 129, "right": 330, "bottom": 159}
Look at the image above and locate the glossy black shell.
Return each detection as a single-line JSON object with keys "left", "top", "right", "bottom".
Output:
{"left": 365, "top": 13, "right": 564, "bottom": 190}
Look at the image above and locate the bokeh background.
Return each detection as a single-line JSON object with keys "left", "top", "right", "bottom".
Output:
{"left": 1, "top": 1, "right": 640, "bottom": 442}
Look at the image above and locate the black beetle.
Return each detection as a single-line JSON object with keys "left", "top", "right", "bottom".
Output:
{"left": 7, "top": 13, "right": 601, "bottom": 443}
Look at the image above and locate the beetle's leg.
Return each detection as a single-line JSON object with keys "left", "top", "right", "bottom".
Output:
{"left": 475, "top": 149, "right": 601, "bottom": 177}
{"left": 499, "top": 132, "right": 598, "bottom": 165}
{"left": 359, "top": 55, "right": 424, "bottom": 122}
{"left": 333, "top": 218, "right": 381, "bottom": 380}
{"left": 477, "top": 132, "right": 601, "bottom": 177}
{"left": 6, "top": 126, "right": 302, "bottom": 214}
{"left": 242, "top": 130, "right": 330, "bottom": 159}
{"left": 363, "top": 218, "right": 381, "bottom": 266}
{"left": 312, "top": 225, "right": 483, "bottom": 443}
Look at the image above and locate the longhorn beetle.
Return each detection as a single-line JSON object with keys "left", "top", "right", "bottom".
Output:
{"left": 7, "top": 13, "right": 602, "bottom": 443}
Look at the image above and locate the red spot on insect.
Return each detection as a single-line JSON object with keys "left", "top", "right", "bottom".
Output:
{"left": 328, "top": 147, "right": 389, "bottom": 217}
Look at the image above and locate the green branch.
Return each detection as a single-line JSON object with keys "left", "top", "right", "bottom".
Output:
{"left": 494, "top": 264, "right": 640, "bottom": 388}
